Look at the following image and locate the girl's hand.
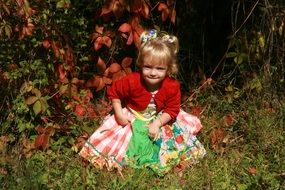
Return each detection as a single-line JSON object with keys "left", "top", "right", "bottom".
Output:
{"left": 112, "top": 99, "right": 130, "bottom": 126}
{"left": 147, "top": 122, "right": 160, "bottom": 140}
{"left": 115, "top": 114, "right": 130, "bottom": 126}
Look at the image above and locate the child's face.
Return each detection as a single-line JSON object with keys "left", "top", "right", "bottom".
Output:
{"left": 141, "top": 61, "right": 168, "bottom": 89}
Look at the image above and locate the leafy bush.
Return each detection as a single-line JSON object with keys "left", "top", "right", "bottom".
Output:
{"left": 0, "top": 0, "right": 179, "bottom": 151}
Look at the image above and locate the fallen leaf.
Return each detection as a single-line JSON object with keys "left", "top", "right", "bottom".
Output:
{"left": 223, "top": 114, "right": 235, "bottom": 126}
{"left": 191, "top": 106, "right": 202, "bottom": 117}
{"left": 210, "top": 128, "right": 226, "bottom": 151}
{"left": 248, "top": 167, "right": 257, "bottom": 175}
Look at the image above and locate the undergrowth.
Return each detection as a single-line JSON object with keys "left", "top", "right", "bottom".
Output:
{"left": 1, "top": 90, "right": 284, "bottom": 190}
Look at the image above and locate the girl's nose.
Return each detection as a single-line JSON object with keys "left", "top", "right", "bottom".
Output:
{"left": 150, "top": 69, "right": 157, "bottom": 76}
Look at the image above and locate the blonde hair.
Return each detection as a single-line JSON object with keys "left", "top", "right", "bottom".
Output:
{"left": 137, "top": 31, "right": 179, "bottom": 76}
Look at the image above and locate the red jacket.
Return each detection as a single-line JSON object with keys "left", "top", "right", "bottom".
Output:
{"left": 107, "top": 72, "right": 181, "bottom": 119}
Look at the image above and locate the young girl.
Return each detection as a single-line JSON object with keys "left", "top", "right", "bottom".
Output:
{"left": 79, "top": 29, "right": 206, "bottom": 175}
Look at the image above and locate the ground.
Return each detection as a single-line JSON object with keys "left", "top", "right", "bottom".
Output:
{"left": 1, "top": 92, "right": 284, "bottom": 189}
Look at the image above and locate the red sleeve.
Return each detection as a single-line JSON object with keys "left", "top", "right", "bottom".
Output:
{"left": 163, "top": 81, "right": 181, "bottom": 120}
{"left": 107, "top": 75, "right": 132, "bottom": 100}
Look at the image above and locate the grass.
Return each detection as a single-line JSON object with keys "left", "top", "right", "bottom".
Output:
{"left": 1, "top": 92, "right": 284, "bottom": 190}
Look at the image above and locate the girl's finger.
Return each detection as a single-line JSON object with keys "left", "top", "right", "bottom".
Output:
{"left": 153, "top": 133, "right": 159, "bottom": 141}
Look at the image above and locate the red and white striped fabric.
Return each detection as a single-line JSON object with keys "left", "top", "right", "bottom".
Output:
{"left": 79, "top": 108, "right": 203, "bottom": 170}
{"left": 79, "top": 108, "right": 135, "bottom": 168}
{"left": 176, "top": 110, "right": 203, "bottom": 135}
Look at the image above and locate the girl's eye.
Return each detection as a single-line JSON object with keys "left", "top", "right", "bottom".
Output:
{"left": 143, "top": 66, "right": 151, "bottom": 69}
{"left": 157, "top": 67, "right": 167, "bottom": 70}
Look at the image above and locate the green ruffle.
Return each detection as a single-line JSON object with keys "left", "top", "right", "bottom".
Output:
{"left": 125, "top": 119, "right": 160, "bottom": 166}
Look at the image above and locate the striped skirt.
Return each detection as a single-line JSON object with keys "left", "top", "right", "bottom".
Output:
{"left": 79, "top": 108, "right": 206, "bottom": 175}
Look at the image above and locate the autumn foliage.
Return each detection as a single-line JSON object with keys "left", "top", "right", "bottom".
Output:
{"left": 0, "top": 0, "right": 178, "bottom": 151}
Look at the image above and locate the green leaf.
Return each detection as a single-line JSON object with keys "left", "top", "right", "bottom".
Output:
{"left": 31, "top": 88, "right": 42, "bottom": 97}
{"left": 40, "top": 97, "right": 49, "bottom": 113}
{"left": 225, "top": 85, "right": 234, "bottom": 92}
{"left": 258, "top": 35, "right": 265, "bottom": 48}
{"left": 25, "top": 96, "right": 38, "bottom": 105}
{"left": 56, "top": 0, "right": 65, "bottom": 8}
{"left": 59, "top": 84, "right": 68, "bottom": 95}
{"left": 237, "top": 184, "right": 248, "bottom": 190}
{"left": 4, "top": 24, "right": 12, "bottom": 38}
{"left": 33, "top": 100, "right": 42, "bottom": 115}
{"left": 56, "top": 0, "right": 70, "bottom": 9}
{"left": 234, "top": 54, "right": 244, "bottom": 64}
{"left": 226, "top": 52, "right": 237, "bottom": 58}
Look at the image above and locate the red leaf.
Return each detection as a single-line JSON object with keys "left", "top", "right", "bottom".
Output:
{"left": 25, "top": 21, "right": 34, "bottom": 36}
{"left": 51, "top": 41, "right": 61, "bottom": 58}
{"left": 86, "top": 76, "right": 100, "bottom": 88}
{"left": 118, "top": 23, "right": 132, "bottom": 33}
{"left": 72, "top": 95, "right": 81, "bottom": 102}
{"left": 91, "top": 32, "right": 101, "bottom": 41}
{"left": 70, "top": 85, "right": 79, "bottom": 98}
{"left": 130, "top": 15, "right": 141, "bottom": 28}
{"left": 141, "top": 2, "right": 149, "bottom": 18}
{"left": 102, "top": 76, "right": 112, "bottom": 85}
{"left": 58, "top": 64, "right": 66, "bottom": 80}
{"left": 170, "top": 9, "right": 176, "bottom": 23}
{"left": 123, "top": 67, "right": 132, "bottom": 75}
{"left": 86, "top": 76, "right": 107, "bottom": 91}
{"left": 71, "top": 77, "right": 84, "bottom": 85}
{"left": 75, "top": 104, "right": 86, "bottom": 117}
{"left": 41, "top": 117, "right": 48, "bottom": 124}
{"left": 158, "top": 3, "right": 168, "bottom": 11}
{"left": 35, "top": 134, "right": 49, "bottom": 150}
{"left": 210, "top": 128, "right": 226, "bottom": 150}
{"left": 133, "top": 24, "right": 144, "bottom": 35}
{"left": 43, "top": 39, "right": 51, "bottom": 49}
{"left": 96, "top": 57, "right": 106, "bottom": 73}
{"left": 126, "top": 31, "right": 134, "bottom": 45}
{"left": 86, "top": 89, "right": 93, "bottom": 99}
{"left": 158, "top": 3, "right": 171, "bottom": 22}
{"left": 190, "top": 106, "right": 202, "bottom": 117}
{"left": 248, "top": 167, "right": 257, "bottom": 175}
{"left": 161, "top": 10, "right": 169, "bottom": 22}
{"left": 100, "top": 0, "right": 115, "bottom": 16}
{"left": 223, "top": 114, "right": 235, "bottom": 126}
{"left": 95, "top": 77, "right": 106, "bottom": 91}
{"left": 94, "top": 37, "right": 104, "bottom": 51}
{"left": 109, "top": 63, "right": 121, "bottom": 73}
{"left": 45, "top": 126, "right": 55, "bottom": 135}
{"left": 122, "top": 57, "right": 133, "bottom": 68}
{"left": 173, "top": 163, "right": 185, "bottom": 173}
{"left": 8, "top": 63, "right": 18, "bottom": 70}
{"left": 103, "top": 36, "right": 112, "bottom": 48}
{"left": 87, "top": 104, "right": 96, "bottom": 119}
{"left": 0, "top": 167, "right": 8, "bottom": 175}
{"left": 35, "top": 126, "right": 45, "bottom": 134}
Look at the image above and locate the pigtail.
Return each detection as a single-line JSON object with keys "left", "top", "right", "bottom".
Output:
{"left": 161, "top": 34, "right": 179, "bottom": 54}
{"left": 160, "top": 33, "right": 179, "bottom": 76}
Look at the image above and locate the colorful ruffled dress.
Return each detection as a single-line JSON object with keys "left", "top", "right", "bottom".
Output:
{"left": 79, "top": 93, "right": 206, "bottom": 175}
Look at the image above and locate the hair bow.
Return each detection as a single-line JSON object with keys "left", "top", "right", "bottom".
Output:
{"left": 140, "top": 29, "right": 158, "bottom": 43}
{"left": 162, "top": 35, "right": 175, "bottom": 43}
